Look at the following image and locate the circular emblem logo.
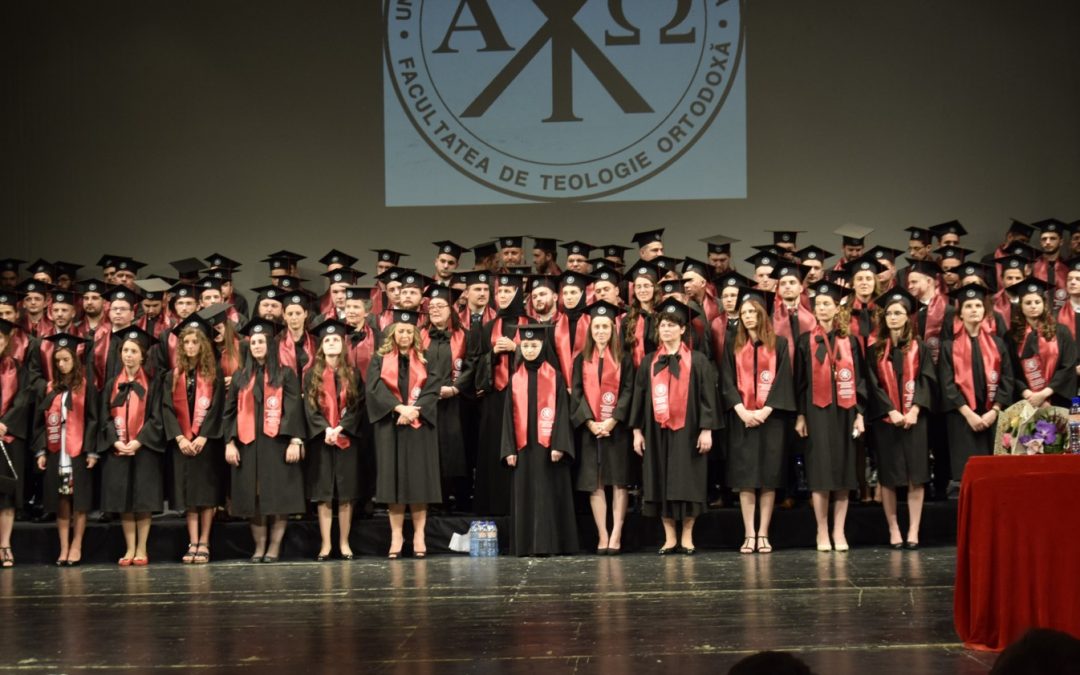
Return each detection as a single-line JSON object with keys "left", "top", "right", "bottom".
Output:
{"left": 1025, "top": 360, "right": 1038, "bottom": 372}
{"left": 666, "top": 305, "right": 676, "bottom": 313}
{"left": 838, "top": 368, "right": 852, "bottom": 381}
{"left": 382, "top": 252, "right": 391, "bottom": 261}
{"left": 114, "top": 415, "right": 124, "bottom": 427}
{"left": 253, "top": 325, "right": 264, "bottom": 333}
{"left": 385, "top": 1, "right": 744, "bottom": 201}
{"left": 601, "top": 392, "right": 616, "bottom": 405}
{"left": 966, "top": 289, "right": 976, "bottom": 298}
{"left": 197, "top": 396, "right": 211, "bottom": 410}
{"left": 479, "top": 274, "right": 487, "bottom": 282}
{"left": 47, "top": 413, "right": 60, "bottom": 425}
{"left": 759, "top": 369, "right": 773, "bottom": 384}
{"left": 540, "top": 407, "right": 555, "bottom": 420}
{"left": 443, "top": 245, "right": 452, "bottom": 253}
{"left": 1055, "top": 288, "right": 1067, "bottom": 301}
{"left": 566, "top": 276, "right": 575, "bottom": 284}
{"left": 988, "top": 370, "right": 999, "bottom": 384}
{"left": 411, "top": 386, "right": 422, "bottom": 399}
{"left": 653, "top": 383, "right": 668, "bottom": 397}
{"left": 597, "top": 306, "right": 607, "bottom": 315}
{"left": 454, "top": 357, "right": 463, "bottom": 370}
{"left": 266, "top": 396, "right": 280, "bottom": 410}
{"left": 327, "top": 326, "right": 336, "bottom": 334}
{"left": 904, "top": 381, "right": 916, "bottom": 393}
{"left": 58, "top": 339, "right": 68, "bottom": 347}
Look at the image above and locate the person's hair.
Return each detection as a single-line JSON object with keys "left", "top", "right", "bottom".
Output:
{"left": 50, "top": 346, "right": 85, "bottom": 392}
{"left": 120, "top": 336, "right": 148, "bottom": 367}
{"left": 583, "top": 315, "right": 624, "bottom": 362}
{"left": 734, "top": 299, "right": 776, "bottom": 350}
{"left": 873, "top": 301, "right": 916, "bottom": 362}
{"left": 234, "top": 336, "right": 283, "bottom": 389}
{"left": 815, "top": 295, "right": 850, "bottom": 338}
{"left": 624, "top": 278, "right": 656, "bottom": 350}
{"left": 991, "top": 628, "right": 1080, "bottom": 675}
{"left": 1009, "top": 291, "right": 1056, "bottom": 343}
{"left": 306, "top": 343, "right": 360, "bottom": 411}
{"left": 728, "top": 651, "right": 816, "bottom": 675}
{"left": 423, "top": 301, "right": 463, "bottom": 332}
{"left": 173, "top": 328, "right": 218, "bottom": 392}
{"left": 216, "top": 321, "right": 241, "bottom": 370}
{"left": 377, "top": 323, "right": 427, "bottom": 360}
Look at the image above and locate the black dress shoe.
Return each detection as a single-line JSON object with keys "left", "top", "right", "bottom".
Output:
{"left": 902, "top": 541, "right": 919, "bottom": 551}
{"left": 657, "top": 546, "right": 678, "bottom": 555}
{"left": 890, "top": 543, "right": 903, "bottom": 550}
{"left": 315, "top": 554, "right": 330, "bottom": 562}
{"left": 596, "top": 548, "right": 609, "bottom": 556}
{"left": 341, "top": 553, "right": 355, "bottom": 561}
{"left": 681, "top": 547, "right": 696, "bottom": 556}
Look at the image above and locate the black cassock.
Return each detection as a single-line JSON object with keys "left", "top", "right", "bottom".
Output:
{"left": 794, "top": 331, "right": 866, "bottom": 492}
{"left": 32, "top": 382, "right": 100, "bottom": 513}
{"left": 0, "top": 359, "right": 31, "bottom": 509}
{"left": 570, "top": 351, "right": 635, "bottom": 490}
{"left": 162, "top": 369, "right": 227, "bottom": 510}
{"left": 630, "top": 349, "right": 721, "bottom": 519}
{"left": 425, "top": 328, "right": 473, "bottom": 481}
{"left": 367, "top": 353, "right": 442, "bottom": 505}
{"left": 1007, "top": 324, "right": 1078, "bottom": 408}
{"left": 98, "top": 372, "right": 166, "bottom": 513}
{"left": 720, "top": 339, "right": 795, "bottom": 490}
{"left": 303, "top": 366, "right": 363, "bottom": 503}
{"left": 500, "top": 359, "right": 578, "bottom": 556}
{"left": 939, "top": 333, "right": 1015, "bottom": 480}
{"left": 866, "top": 339, "right": 936, "bottom": 487}
{"left": 223, "top": 364, "right": 307, "bottom": 517}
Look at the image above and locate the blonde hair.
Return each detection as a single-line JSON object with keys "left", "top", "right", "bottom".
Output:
{"left": 376, "top": 323, "right": 427, "bottom": 362}
{"left": 583, "top": 315, "right": 624, "bottom": 363}
{"left": 306, "top": 345, "right": 360, "bottom": 411}
{"left": 173, "top": 328, "right": 217, "bottom": 391}
{"left": 734, "top": 299, "right": 776, "bottom": 351}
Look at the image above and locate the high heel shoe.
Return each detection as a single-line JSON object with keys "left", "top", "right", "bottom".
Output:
{"left": 816, "top": 539, "right": 833, "bottom": 552}
{"left": 388, "top": 550, "right": 402, "bottom": 560}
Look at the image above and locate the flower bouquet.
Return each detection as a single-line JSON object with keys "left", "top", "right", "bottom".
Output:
{"left": 994, "top": 400, "right": 1070, "bottom": 455}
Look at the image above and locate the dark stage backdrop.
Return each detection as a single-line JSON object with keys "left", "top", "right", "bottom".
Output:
{"left": 5, "top": 0, "right": 1080, "bottom": 291}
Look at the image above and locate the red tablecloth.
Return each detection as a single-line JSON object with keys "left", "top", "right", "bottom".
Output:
{"left": 954, "top": 454, "right": 1080, "bottom": 651}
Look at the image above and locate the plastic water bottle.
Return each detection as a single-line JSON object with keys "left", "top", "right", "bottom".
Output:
{"left": 1069, "top": 397, "right": 1080, "bottom": 453}
{"left": 488, "top": 521, "right": 499, "bottom": 557}
{"left": 481, "top": 522, "right": 493, "bottom": 557}
{"left": 468, "top": 521, "right": 480, "bottom": 557}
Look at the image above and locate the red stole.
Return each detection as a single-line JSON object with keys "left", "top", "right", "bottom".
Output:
{"left": 490, "top": 317, "right": 523, "bottom": 391}
{"left": 553, "top": 312, "right": 589, "bottom": 384}
{"left": 710, "top": 315, "right": 734, "bottom": 368}
{"left": 630, "top": 312, "right": 649, "bottom": 368}
{"left": 370, "top": 288, "right": 385, "bottom": 317}
{"left": 992, "top": 290, "right": 1013, "bottom": 327}
{"left": 511, "top": 360, "right": 558, "bottom": 450}
{"left": 651, "top": 343, "right": 693, "bottom": 430}
{"left": 346, "top": 328, "right": 376, "bottom": 382}
{"left": 582, "top": 346, "right": 621, "bottom": 422}
{"left": 20, "top": 314, "right": 53, "bottom": 338}
{"left": 166, "top": 332, "right": 179, "bottom": 370}
{"left": 810, "top": 326, "right": 857, "bottom": 409}
{"left": 421, "top": 327, "right": 466, "bottom": 383}
{"left": 1018, "top": 325, "right": 1059, "bottom": 392}
{"left": 44, "top": 385, "right": 86, "bottom": 457}
{"left": 700, "top": 293, "right": 720, "bottom": 324}
{"left": 318, "top": 366, "right": 351, "bottom": 448}
{"left": 319, "top": 290, "right": 334, "bottom": 316}
{"left": 9, "top": 330, "right": 29, "bottom": 363}
{"left": 379, "top": 349, "right": 427, "bottom": 430}
{"left": 219, "top": 337, "right": 242, "bottom": 377}
{"left": 172, "top": 370, "right": 214, "bottom": 439}
{"left": 0, "top": 358, "right": 18, "bottom": 442}
{"left": 92, "top": 325, "right": 112, "bottom": 386}
{"left": 1056, "top": 300, "right": 1080, "bottom": 340}
{"left": 920, "top": 294, "right": 948, "bottom": 364}
{"left": 459, "top": 305, "right": 496, "bottom": 330}
{"left": 110, "top": 369, "right": 149, "bottom": 443}
{"left": 951, "top": 322, "right": 1001, "bottom": 410}
{"left": 773, "top": 300, "right": 816, "bottom": 363}
{"left": 1033, "top": 257, "right": 1068, "bottom": 292}
{"left": 876, "top": 340, "right": 920, "bottom": 414}
{"left": 278, "top": 332, "right": 315, "bottom": 378}
{"left": 735, "top": 340, "right": 779, "bottom": 411}
{"left": 236, "top": 369, "right": 283, "bottom": 444}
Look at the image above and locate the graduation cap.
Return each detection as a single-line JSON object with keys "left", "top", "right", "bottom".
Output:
{"left": 700, "top": 234, "right": 739, "bottom": 255}
{"left": 251, "top": 285, "right": 285, "bottom": 304}
{"left": 586, "top": 258, "right": 616, "bottom": 272}
{"left": 25, "top": 259, "right": 56, "bottom": 278}
{"left": 50, "top": 288, "right": 77, "bottom": 306}
{"left": 863, "top": 245, "right": 904, "bottom": 263}
{"left": 170, "top": 258, "right": 206, "bottom": 279}
{"left": 624, "top": 260, "right": 659, "bottom": 282}
{"left": 423, "top": 285, "right": 461, "bottom": 305}
{"left": 584, "top": 300, "right": 623, "bottom": 321}
{"left": 846, "top": 257, "right": 886, "bottom": 276}
{"left": 322, "top": 268, "right": 364, "bottom": 285}
{"left": 769, "top": 263, "right": 811, "bottom": 282}
{"left": 745, "top": 251, "right": 779, "bottom": 269}
{"left": 796, "top": 246, "right": 833, "bottom": 264}
{"left": 874, "top": 288, "right": 918, "bottom": 313}
{"left": 735, "top": 287, "right": 770, "bottom": 311}
{"left": 1068, "top": 258, "right": 1080, "bottom": 274}
{"left": 495, "top": 272, "right": 525, "bottom": 288}
{"left": 751, "top": 244, "right": 784, "bottom": 255}
{"left": 715, "top": 270, "right": 754, "bottom": 290}
{"left": 167, "top": 283, "right": 199, "bottom": 300}
{"left": 997, "top": 242, "right": 1040, "bottom": 261}
{"left": 994, "top": 254, "right": 1030, "bottom": 273}
{"left": 313, "top": 318, "right": 352, "bottom": 340}
{"left": 654, "top": 297, "right": 698, "bottom": 325}
{"left": 104, "top": 287, "right": 143, "bottom": 306}
{"left": 558, "top": 271, "right": 592, "bottom": 290}
{"left": 343, "top": 286, "right": 373, "bottom": 302}
{"left": 53, "top": 261, "right": 83, "bottom": 279}
{"left": 958, "top": 261, "right": 994, "bottom": 283}
{"left": 460, "top": 270, "right": 492, "bottom": 287}
{"left": 318, "top": 249, "right": 358, "bottom": 268}
{"left": 631, "top": 229, "right": 664, "bottom": 246}
{"left": 930, "top": 220, "right": 967, "bottom": 239}
{"left": 433, "top": 241, "right": 467, "bottom": 259}
{"left": 527, "top": 275, "right": 558, "bottom": 293}
{"left": 371, "top": 249, "right": 408, "bottom": 264}
{"left": 471, "top": 242, "right": 500, "bottom": 260}
{"left": 531, "top": 237, "right": 559, "bottom": 253}
{"left": 282, "top": 292, "right": 312, "bottom": 309}
{"left": 834, "top": 224, "right": 874, "bottom": 247}
{"left": 768, "top": 230, "right": 803, "bottom": 246}
{"left": 239, "top": 317, "right": 283, "bottom": 339}
{"left": 389, "top": 310, "right": 419, "bottom": 327}
{"left": 0, "top": 293, "right": 18, "bottom": 308}
{"left": 374, "top": 267, "right": 410, "bottom": 285}
{"left": 204, "top": 253, "right": 242, "bottom": 270}
{"left": 904, "top": 257, "right": 941, "bottom": 278}
{"left": 16, "top": 279, "right": 50, "bottom": 296}
{"left": 651, "top": 256, "right": 682, "bottom": 274}
{"left": 593, "top": 267, "right": 622, "bottom": 286}
{"left": 399, "top": 271, "right": 433, "bottom": 290}
{"left": 515, "top": 324, "right": 553, "bottom": 341}
{"left": 77, "top": 279, "right": 109, "bottom": 296}
{"left": 262, "top": 250, "right": 306, "bottom": 270}
{"left": 680, "top": 258, "right": 711, "bottom": 279}
{"left": 560, "top": 241, "right": 594, "bottom": 257}
{"left": 146, "top": 273, "right": 178, "bottom": 286}
{"left": 601, "top": 244, "right": 630, "bottom": 259}
{"left": 1032, "top": 218, "right": 1067, "bottom": 235}
{"left": 0, "top": 258, "right": 25, "bottom": 273}
{"left": 0, "top": 318, "right": 16, "bottom": 335}
{"left": 274, "top": 275, "right": 307, "bottom": 291}
{"left": 658, "top": 279, "right": 683, "bottom": 297}
{"left": 905, "top": 227, "right": 933, "bottom": 243}
{"left": 97, "top": 254, "right": 121, "bottom": 269}
{"left": 173, "top": 314, "right": 213, "bottom": 338}
{"left": 950, "top": 283, "right": 990, "bottom": 304}
{"left": 1011, "top": 277, "right": 1052, "bottom": 299}
{"left": 112, "top": 257, "right": 147, "bottom": 274}
{"left": 198, "top": 303, "right": 232, "bottom": 327}
{"left": 196, "top": 276, "right": 224, "bottom": 292}
{"left": 934, "top": 246, "right": 974, "bottom": 263}
{"left": 809, "top": 280, "right": 850, "bottom": 304}
{"left": 115, "top": 325, "right": 158, "bottom": 352}
{"left": 43, "top": 333, "right": 88, "bottom": 352}
{"left": 506, "top": 265, "right": 534, "bottom": 276}
{"left": 498, "top": 236, "right": 524, "bottom": 249}
{"left": 1006, "top": 219, "right": 1035, "bottom": 239}
{"left": 203, "top": 268, "right": 233, "bottom": 283}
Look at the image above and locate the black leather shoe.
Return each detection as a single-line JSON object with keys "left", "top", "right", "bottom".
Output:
{"left": 315, "top": 554, "right": 330, "bottom": 562}
{"left": 902, "top": 541, "right": 919, "bottom": 551}
{"left": 682, "top": 547, "right": 696, "bottom": 556}
{"left": 657, "top": 546, "right": 678, "bottom": 555}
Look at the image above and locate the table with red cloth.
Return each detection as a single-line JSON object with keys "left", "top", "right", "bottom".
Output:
{"left": 954, "top": 454, "right": 1080, "bottom": 651}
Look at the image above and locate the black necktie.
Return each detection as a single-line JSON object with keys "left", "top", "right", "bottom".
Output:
{"left": 653, "top": 353, "right": 681, "bottom": 378}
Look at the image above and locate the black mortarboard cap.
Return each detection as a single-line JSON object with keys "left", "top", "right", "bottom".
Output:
{"left": 530, "top": 237, "right": 559, "bottom": 253}
{"left": 560, "top": 241, "right": 594, "bottom": 257}
{"left": 601, "top": 244, "right": 630, "bottom": 259}
{"left": 172, "top": 314, "right": 212, "bottom": 338}
{"left": 1007, "top": 219, "right": 1035, "bottom": 238}
{"left": 515, "top": 324, "right": 553, "bottom": 341}
{"left": 319, "top": 249, "right": 358, "bottom": 268}
{"left": 745, "top": 251, "right": 780, "bottom": 269}
{"left": 17, "top": 279, "right": 50, "bottom": 296}
{"left": 115, "top": 325, "right": 158, "bottom": 351}
{"left": 322, "top": 268, "right": 364, "bottom": 285}
{"left": 371, "top": 249, "right": 408, "bottom": 264}
{"left": 344, "top": 286, "right": 373, "bottom": 301}
{"left": 498, "top": 236, "right": 524, "bottom": 249}
{"left": 769, "top": 230, "right": 803, "bottom": 245}
{"left": 424, "top": 285, "right": 461, "bottom": 305}
{"left": 934, "top": 246, "right": 974, "bottom": 263}
{"left": 239, "top": 318, "right": 283, "bottom": 338}
{"left": 930, "top": 220, "right": 967, "bottom": 239}
{"left": 769, "top": 263, "right": 811, "bottom": 282}
{"left": 433, "top": 241, "right": 467, "bottom": 259}
{"left": 204, "top": 253, "right": 242, "bottom": 270}
{"left": 810, "top": 280, "right": 850, "bottom": 304}
{"left": 527, "top": 275, "right": 558, "bottom": 293}
{"left": 904, "top": 257, "right": 941, "bottom": 278}
{"left": 170, "top": 258, "right": 206, "bottom": 278}
{"left": 25, "top": 259, "right": 56, "bottom": 278}
{"left": 399, "top": 271, "right": 433, "bottom": 290}
{"left": 631, "top": 229, "right": 664, "bottom": 246}
{"left": 680, "top": 257, "right": 711, "bottom": 279}
{"left": 198, "top": 303, "right": 232, "bottom": 327}
{"left": 43, "top": 333, "right": 88, "bottom": 351}
{"left": 950, "top": 283, "right": 990, "bottom": 304}
{"left": 77, "top": 279, "right": 108, "bottom": 296}
{"left": 846, "top": 257, "right": 886, "bottom": 276}
{"left": 624, "top": 260, "right": 659, "bottom": 282}
{"left": 874, "top": 288, "right": 919, "bottom": 313}
{"left": 558, "top": 271, "right": 592, "bottom": 289}
{"left": 796, "top": 246, "right": 834, "bottom": 263}
{"left": 654, "top": 297, "right": 698, "bottom": 324}
{"left": 313, "top": 318, "right": 352, "bottom": 340}
{"left": 460, "top": 270, "right": 492, "bottom": 287}
{"left": 585, "top": 300, "right": 624, "bottom": 321}
{"left": 52, "top": 261, "right": 83, "bottom": 278}
{"left": 863, "top": 246, "right": 904, "bottom": 263}
{"left": 905, "top": 227, "right": 933, "bottom": 242}
{"left": 390, "top": 309, "right": 419, "bottom": 327}
{"left": 1032, "top": 218, "right": 1067, "bottom": 234}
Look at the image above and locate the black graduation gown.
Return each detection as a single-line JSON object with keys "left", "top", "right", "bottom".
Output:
{"left": 223, "top": 365, "right": 306, "bottom": 517}
{"left": 97, "top": 371, "right": 166, "bottom": 513}
{"left": 0, "top": 359, "right": 31, "bottom": 509}
{"left": 500, "top": 360, "right": 578, "bottom": 556}
{"left": 570, "top": 351, "right": 635, "bottom": 490}
{"left": 162, "top": 369, "right": 227, "bottom": 510}
{"left": 621, "top": 310, "right": 657, "bottom": 366}
{"left": 32, "top": 382, "right": 99, "bottom": 513}
{"left": 366, "top": 352, "right": 442, "bottom": 505}
{"left": 939, "top": 334, "right": 1015, "bottom": 479}
{"left": 720, "top": 338, "right": 795, "bottom": 490}
{"left": 425, "top": 328, "right": 472, "bottom": 480}
{"left": 1007, "top": 324, "right": 1078, "bottom": 408}
{"left": 794, "top": 332, "right": 866, "bottom": 492}
{"left": 866, "top": 338, "right": 936, "bottom": 487}
{"left": 630, "top": 349, "right": 721, "bottom": 519}
{"left": 303, "top": 366, "right": 363, "bottom": 503}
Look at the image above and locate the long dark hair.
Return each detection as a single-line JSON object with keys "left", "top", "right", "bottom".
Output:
{"left": 234, "top": 333, "right": 283, "bottom": 389}
{"left": 873, "top": 301, "right": 916, "bottom": 362}
{"left": 583, "top": 314, "right": 624, "bottom": 363}
{"left": 50, "top": 346, "right": 85, "bottom": 392}
{"left": 1009, "top": 291, "right": 1056, "bottom": 344}
{"left": 306, "top": 344, "right": 360, "bottom": 411}
{"left": 733, "top": 299, "right": 776, "bottom": 351}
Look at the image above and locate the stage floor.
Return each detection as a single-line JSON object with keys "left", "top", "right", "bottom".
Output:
{"left": 0, "top": 547, "right": 996, "bottom": 674}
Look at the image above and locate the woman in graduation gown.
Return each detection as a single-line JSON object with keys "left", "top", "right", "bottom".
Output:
{"left": 622, "top": 261, "right": 659, "bottom": 368}
{"left": 939, "top": 284, "right": 1014, "bottom": 482}
{"left": 794, "top": 281, "right": 866, "bottom": 553}
{"left": 224, "top": 318, "right": 306, "bottom": 563}
{"left": 0, "top": 319, "right": 32, "bottom": 567}
{"left": 98, "top": 327, "right": 165, "bottom": 566}
{"left": 420, "top": 286, "right": 472, "bottom": 507}
{"left": 630, "top": 298, "right": 720, "bottom": 555}
{"left": 500, "top": 324, "right": 578, "bottom": 556}
{"left": 571, "top": 301, "right": 634, "bottom": 554}
{"left": 304, "top": 318, "right": 363, "bottom": 561}
{"left": 865, "top": 288, "right": 936, "bottom": 550}
{"left": 1007, "top": 278, "right": 1078, "bottom": 409}
{"left": 721, "top": 291, "right": 795, "bottom": 554}
{"left": 472, "top": 274, "right": 528, "bottom": 516}
{"left": 162, "top": 316, "right": 226, "bottom": 564}
{"left": 367, "top": 310, "right": 442, "bottom": 558}
{"left": 278, "top": 292, "right": 317, "bottom": 380}
{"left": 33, "top": 334, "right": 99, "bottom": 566}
